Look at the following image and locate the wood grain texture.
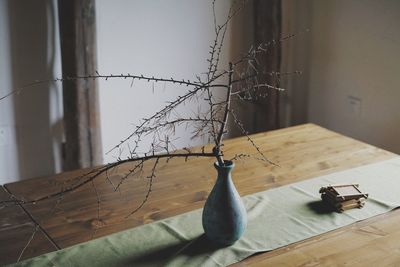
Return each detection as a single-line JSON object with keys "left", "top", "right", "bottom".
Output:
{"left": 0, "top": 186, "right": 57, "bottom": 265}
{"left": 233, "top": 209, "right": 400, "bottom": 267}
{"left": 3, "top": 124, "right": 398, "bottom": 265}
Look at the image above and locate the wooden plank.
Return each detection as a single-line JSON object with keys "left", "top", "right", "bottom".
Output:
{"left": 0, "top": 186, "right": 58, "bottom": 265}
{"left": 4, "top": 124, "right": 398, "bottom": 264}
{"left": 232, "top": 209, "right": 400, "bottom": 266}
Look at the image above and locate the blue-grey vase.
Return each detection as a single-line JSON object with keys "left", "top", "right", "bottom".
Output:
{"left": 202, "top": 160, "right": 247, "bottom": 246}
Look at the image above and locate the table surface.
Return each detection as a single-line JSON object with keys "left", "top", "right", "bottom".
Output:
{"left": 1, "top": 123, "right": 399, "bottom": 266}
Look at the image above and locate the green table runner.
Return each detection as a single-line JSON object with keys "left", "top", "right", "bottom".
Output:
{"left": 10, "top": 157, "right": 400, "bottom": 267}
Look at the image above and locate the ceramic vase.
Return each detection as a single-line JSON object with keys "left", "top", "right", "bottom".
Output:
{"left": 202, "top": 160, "right": 247, "bottom": 246}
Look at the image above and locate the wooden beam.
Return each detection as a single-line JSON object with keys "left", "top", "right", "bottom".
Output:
{"left": 58, "top": 0, "right": 102, "bottom": 170}
{"left": 253, "top": 0, "right": 282, "bottom": 131}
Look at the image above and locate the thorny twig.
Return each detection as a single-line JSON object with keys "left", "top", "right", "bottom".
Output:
{"left": 17, "top": 224, "right": 39, "bottom": 262}
{"left": 229, "top": 108, "right": 278, "bottom": 166}
{"left": 0, "top": 1, "right": 302, "bottom": 230}
{"left": 124, "top": 158, "right": 160, "bottom": 219}
{"left": 0, "top": 151, "right": 217, "bottom": 208}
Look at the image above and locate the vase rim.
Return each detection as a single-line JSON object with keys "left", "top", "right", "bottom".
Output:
{"left": 214, "top": 160, "right": 235, "bottom": 169}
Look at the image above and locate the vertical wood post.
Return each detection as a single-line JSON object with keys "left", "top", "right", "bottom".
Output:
{"left": 58, "top": 0, "right": 102, "bottom": 170}
{"left": 253, "top": 0, "right": 282, "bottom": 131}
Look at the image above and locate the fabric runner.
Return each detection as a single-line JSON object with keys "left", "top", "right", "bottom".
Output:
{"left": 10, "top": 157, "right": 400, "bottom": 267}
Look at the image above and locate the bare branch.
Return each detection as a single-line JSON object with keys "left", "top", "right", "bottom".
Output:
{"left": 125, "top": 158, "right": 160, "bottom": 218}
{"left": 17, "top": 224, "right": 39, "bottom": 262}
{"left": 0, "top": 0, "right": 301, "bottom": 225}
{"left": 0, "top": 151, "right": 216, "bottom": 209}
{"left": 229, "top": 108, "right": 278, "bottom": 166}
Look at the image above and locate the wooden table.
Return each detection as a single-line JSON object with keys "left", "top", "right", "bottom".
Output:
{"left": 1, "top": 124, "right": 399, "bottom": 266}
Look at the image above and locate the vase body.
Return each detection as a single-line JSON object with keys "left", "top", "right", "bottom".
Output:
{"left": 202, "top": 160, "right": 247, "bottom": 246}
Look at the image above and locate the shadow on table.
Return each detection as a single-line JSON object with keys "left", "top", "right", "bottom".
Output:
{"left": 123, "top": 234, "right": 222, "bottom": 265}
{"left": 307, "top": 200, "right": 336, "bottom": 214}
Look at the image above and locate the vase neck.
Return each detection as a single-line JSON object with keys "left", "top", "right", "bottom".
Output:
{"left": 214, "top": 160, "right": 234, "bottom": 177}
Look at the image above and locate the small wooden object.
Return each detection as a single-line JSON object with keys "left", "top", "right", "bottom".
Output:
{"left": 319, "top": 184, "right": 368, "bottom": 212}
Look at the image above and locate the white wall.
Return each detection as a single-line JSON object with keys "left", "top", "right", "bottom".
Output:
{"left": 283, "top": 0, "right": 400, "bottom": 154}
{"left": 95, "top": 0, "right": 232, "bottom": 162}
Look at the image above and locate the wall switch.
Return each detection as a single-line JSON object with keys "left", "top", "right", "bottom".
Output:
{"left": 347, "top": 95, "right": 362, "bottom": 117}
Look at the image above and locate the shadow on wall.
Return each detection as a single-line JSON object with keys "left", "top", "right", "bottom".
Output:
{"left": 7, "top": 0, "right": 63, "bottom": 180}
{"left": 227, "top": 0, "right": 255, "bottom": 138}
